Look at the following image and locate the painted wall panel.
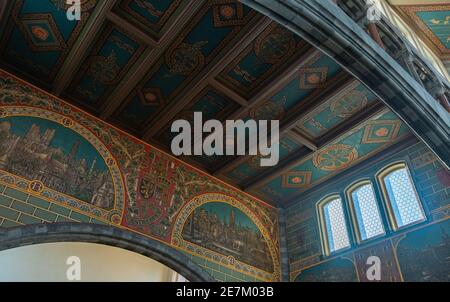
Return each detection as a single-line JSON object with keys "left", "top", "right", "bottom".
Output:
{"left": 286, "top": 141, "right": 450, "bottom": 281}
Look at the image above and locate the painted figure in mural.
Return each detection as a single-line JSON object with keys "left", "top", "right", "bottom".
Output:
{"left": 0, "top": 117, "right": 114, "bottom": 209}
{"left": 182, "top": 202, "right": 273, "bottom": 272}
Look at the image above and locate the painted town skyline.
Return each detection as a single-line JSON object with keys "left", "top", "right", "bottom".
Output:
{"left": 182, "top": 202, "right": 273, "bottom": 272}
{"left": 0, "top": 116, "right": 114, "bottom": 209}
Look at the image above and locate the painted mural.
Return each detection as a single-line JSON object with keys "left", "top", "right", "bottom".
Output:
{"left": 297, "top": 81, "right": 378, "bottom": 138}
{"left": 396, "top": 219, "right": 450, "bottom": 282}
{"left": 0, "top": 70, "right": 280, "bottom": 281}
{"left": 217, "top": 22, "right": 308, "bottom": 98}
{"left": 116, "top": 1, "right": 259, "bottom": 130}
{"left": 286, "top": 140, "right": 450, "bottom": 282}
{"left": 257, "top": 109, "right": 410, "bottom": 204}
{"left": 114, "top": 0, "right": 184, "bottom": 40}
{"left": 353, "top": 240, "right": 402, "bottom": 282}
{"left": 289, "top": 218, "right": 450, "bottom": 282}
{"left": 396, "top": 4, "right": 450, "bottom": 57}
{"left": 0, "top": 116, "right": 114, "bottom": 209}
{"left": 182, "top": 202, "right": 273, "bottom": 272}
{"left": 0, "top": 0, "right": 97, "bottom": 84}
{"left": 294, "top": 257, "right": 358, "bottom": 282}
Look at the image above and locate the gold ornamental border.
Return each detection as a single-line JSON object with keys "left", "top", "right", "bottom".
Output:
{"left": 171, "top": 193, "right": 281, "bottom": 281}
{"left": 0, "top": 106, "right": 126, "bottom": 223}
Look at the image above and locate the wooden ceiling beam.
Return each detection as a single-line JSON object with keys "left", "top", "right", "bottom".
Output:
{"left": 211, "top": 128, "right": 314, "bottom": 178}
{"left": 289, "top": 129, "right": 318, "bottom": 151}
{"left": 227, "top": 48, "right": 320, "bottom": 120}
{"left": 210, "top": 49, "right": 323, "bottom": 176}
{"left": 243, "top": 103, "right": 387, "bottom": 192}
{"left": 212, "top": 72, "right": 353, "bottom": 176}
{"left": 208, "top": 79, "right": 249, "bottom": 107}
{"left": 276, "top": 73, "right": 354, "bottom": 135}
{"left": 0, "top": 0, "right": 7, "bottom": 25}
{"left": 161, "top": 43, "right": 315, "bottom": 174}
{"left": 99, "top": 0, "right": 207, "bottom": 119}
{"left": 52, "top": 0, "right": 117, "bottom": 95}
{"left": 105, "top": 11, "right": 158, "bottom": 48}
{"left": 315, "top": 100, "right": 385, "bottom": 146}
{"left": 241, "top": 145, "right": 312, "bottom": 190}
{"left": 141, "top": 16, "right": 274, "bottom": 140}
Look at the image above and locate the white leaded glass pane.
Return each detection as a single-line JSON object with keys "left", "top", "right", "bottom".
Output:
{"left": 384, "top": 168, "right": 425, "bottom": 228}
{"left": 351, "top": 184, "right": 385, "bottom": 241}
{"left": 323, "top": 198, "right": 350, "bottom": 253}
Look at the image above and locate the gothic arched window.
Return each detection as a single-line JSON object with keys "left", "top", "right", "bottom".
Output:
{"left": 347, "top": 181, "right": 385, "bottom": 243}
{"left": 317, "top": 195, "right": 351, "bottom": 255}
{"left": 377, "top": 162, "right": 425, "bottom": 230}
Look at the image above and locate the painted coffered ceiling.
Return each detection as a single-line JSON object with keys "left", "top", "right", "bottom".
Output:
{"left": 0, "top": 0, "right": 414, "bottom": 206}
{"left": 391, "top": 1, "right": 450, "bottom": 59}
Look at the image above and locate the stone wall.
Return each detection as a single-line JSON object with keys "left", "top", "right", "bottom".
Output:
{"left": 286, "top": 140, "right": 450, "bottom": 281}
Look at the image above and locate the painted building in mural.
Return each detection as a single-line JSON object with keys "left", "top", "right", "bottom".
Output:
{"left": 0, "top": 117, "right": 114, "bottom": 209}
{"left": 182, "top": 202, "right": 273, "bottom": 272}
{"left": 0, "top": 0, "right": 449, "bottom": 283}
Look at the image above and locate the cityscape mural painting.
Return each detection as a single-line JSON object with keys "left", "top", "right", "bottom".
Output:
{"left": 396, "top": 219, "right": 450, "bottom": 282}
{"left": 182, "top": 202, "right": 274, "bottom": 272}
{"left": 294, "top": 258, "right": 358, "bottom": 282}
{"left": 0, "top": 116, "right": 115, "bottom": 210}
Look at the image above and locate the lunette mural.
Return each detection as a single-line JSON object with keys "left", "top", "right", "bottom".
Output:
{"left": 0, "top": 116, "right": 114, "bottom": 209}
{"left": 396, "top": 219, "right": 450, "bottom": 282}
{"left": 181, "top": 201, "right": 273, "bottom": 272}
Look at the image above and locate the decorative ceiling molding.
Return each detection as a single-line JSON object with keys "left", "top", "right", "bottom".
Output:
{"left": 213, "top": 72, "right": 354, "bottom": 178}
{"left": 141, "top": 16, "right": 273, "bottom": 140}
{"left": 53, "top": 0, "right": 117, "bottom": 95}
{"left": 244, "top": 102, "right": 386, "bottom": 194}
{"left": 393, "top": 3, "right": 450, "bottom": 59}
{"left": 208, "top": 78, "right": 249, "bottom": 107}
{"left": 99, "top": 0, "right": 208, "bottom": 121}
{"left": 105, "top": 11, "right": 158, "bottom": 47}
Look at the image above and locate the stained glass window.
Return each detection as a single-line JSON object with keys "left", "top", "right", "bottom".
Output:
{"left": 321, "top": 197, "right": 350, "bottom": 254}
{"left": 380, "top": 164, "right": 425, "bottom": 229}
{"left": 349, "top": 183, "right": 385, "bottom": 241}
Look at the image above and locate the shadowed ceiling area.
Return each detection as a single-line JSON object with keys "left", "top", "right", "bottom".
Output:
{"left": 0, "top": 0, "right": 422, "bottom": 207}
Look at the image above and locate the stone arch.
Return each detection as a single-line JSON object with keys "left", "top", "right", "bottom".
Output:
{"left": 171, "top": 193, "right": 281, "bottom": 281}
{"left": 0, "top": 223, "right": 214, "bottom": 282}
